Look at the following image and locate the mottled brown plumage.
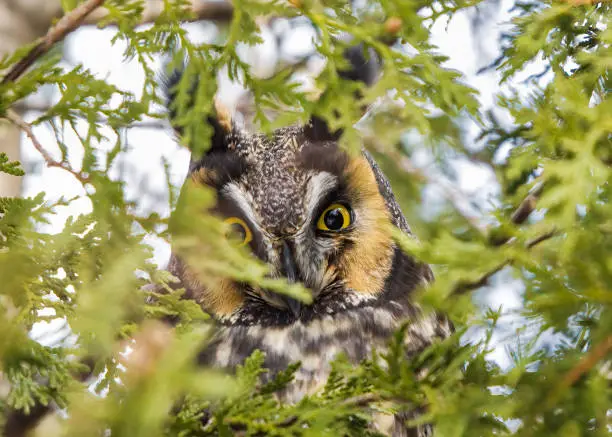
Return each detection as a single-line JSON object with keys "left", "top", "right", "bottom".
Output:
{"left": 165, "top": 44, "right": 451, "bottom": 436}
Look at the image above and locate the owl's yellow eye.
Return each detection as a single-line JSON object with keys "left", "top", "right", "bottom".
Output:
{"left": 224, "top": 217, "right": 252, "bottom": 246}
{"left": 317, "top": 203, "right": 352, "bottom": 232}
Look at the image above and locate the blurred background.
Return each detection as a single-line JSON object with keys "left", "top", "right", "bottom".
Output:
{"left": 0, "top": 0, "right": 555, "bottom": 369}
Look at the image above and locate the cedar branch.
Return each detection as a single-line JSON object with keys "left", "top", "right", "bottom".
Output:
{"left": 13, "top": 100, "right": 171, "bottom": 130}
{"left": 1, "top": 0, "right": 106, "bottom": 85}
{"left": 2, "top": 356, "right": 96, "bottom": 437}
{"left": 452, "top": 229, "right": 556, "bottom": 295}
{"left": 452, "top": 182, "right": 549, "bottom": 294}
{"left": 367, "top": 139, "right": 486, "bottom": 234}
{"left": 489, "top": 181, "right": 544, "bottom": 246}
{"left": 367, "top": 137, "right": 551, "bottom": 295}
{"left": 232, "top": 392, "right": 384, "bottom": 435}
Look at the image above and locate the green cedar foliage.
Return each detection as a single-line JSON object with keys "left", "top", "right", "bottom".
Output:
{"left": 0, "top": 0, "right": 610, "bottom": 436}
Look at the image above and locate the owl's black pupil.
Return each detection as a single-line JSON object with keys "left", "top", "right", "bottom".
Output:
{"left": 230, "top": 223, "right": 246, "bottom": 241}
{"left": 324, "top": 208, "right": 345, "bottom": 230}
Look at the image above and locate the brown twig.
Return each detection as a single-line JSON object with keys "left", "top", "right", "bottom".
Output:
{"left": 453, "top": 263, "right": 509, "bottom": 295}
{"left": 561, "top": 335, "right": 612, "bottom": 388}
{"left": 511, "top": 182, "right": 544, "bottom": 226}
{"left": 544, "top": 334, "right": 612, "bottom": 410}
{"left": 489, "top": 181, "right": 544, "bottom": 247}
{"left": 83, "top": 0, "right": 234, "bottom": 27}
{"left": 451, "top": 182, "right": 551, "bottom": 294}
{"left": 526, "top": 229, "right": 556, "bottom": 249}
{"left": 4, "top": 109, "right": 90, "bottom": 183}
{"left": 1, "top": 0, "right": 106, "bottom": 85}
{"left": 2, "top": 0, "right": 233, "bottom": 84}
{"left": 452, "top": 229, "right": 557, "bottom": 295}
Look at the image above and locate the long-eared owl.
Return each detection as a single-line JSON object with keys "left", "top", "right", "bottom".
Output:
{"left": 165, "top": 44, "right": 451, "bottom": 436}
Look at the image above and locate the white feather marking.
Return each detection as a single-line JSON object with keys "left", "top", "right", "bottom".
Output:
{"left": 215, "top": 342, "right": 233, "bottom": 367}
{"left": 261, "top": 327, "right": 291, "bottom": 355}
{"left": 344, "top": 291, "right": 377, "bottom": 306}
{"left": 304, "top": 171, "right": 337, "bottom": 219}
{"left": 222, "top": 182, "right": 262, "bottom": 232}
{"left": 373, "top": 308, "right": 396, "bottom": 328}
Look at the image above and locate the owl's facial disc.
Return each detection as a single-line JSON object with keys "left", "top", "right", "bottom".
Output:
{"left": 183, "top": 130, "right": 396, "bottom": 321}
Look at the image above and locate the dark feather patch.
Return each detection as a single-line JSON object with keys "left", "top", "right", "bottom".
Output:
{"left": 339, "top": 44, "right": 381, "bottom": 86}
{"left": 304, "top": 44, "right": 381, "bottom": 142}
{"left": 162, "top": 66, "right": 183, "bottom": 121}
{"left": 299, "top": 144, "right": 349, "bottom": 177}
{"left": 190, "top": 152, "right": 247, "bottom": 189}
{"left": 162, "top": 64, "right": 233, "bottom": 156}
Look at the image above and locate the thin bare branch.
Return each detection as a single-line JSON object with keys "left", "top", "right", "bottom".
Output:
{"left": 488, "top": 181, "right": 544, "bottom": 246}
{"left": 526, "top": 229, "right": 556, "bottom": 249}
{"left": 511, "top": 182, "right": 544, "bottom": 225}
{"left": 83, "top": 0, "right": 233, "bottom": 27}
{"left": 453, "top": 262, "right": 509, "bottom": 295}
{"left": 2, "top": 0, "right": 105, "bottom": 84}
{"left": 366, "top": 139, "right": 486, "bottom": 234}
{"left": 4, "top": 109, "right": 89, "bottom": 183}
{"left": 452, "top": 228, "right": 557, "bottom": 295}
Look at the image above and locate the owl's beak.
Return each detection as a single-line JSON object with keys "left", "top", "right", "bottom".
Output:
{"left": 280, "top": 241, "right": 302, "bottom": 318}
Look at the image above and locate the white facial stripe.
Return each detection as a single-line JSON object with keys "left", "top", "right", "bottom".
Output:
{"left": 291, "top": 171, "right": 339, "bottom": 292}
{"left": 222, "top": 172, "right": 337, "bottom": 235}
{"left": 221, "top": 182, "right": 261, "bottom": 232}
{"left": 305, "top": 171, "right": 338, "bottom": 222}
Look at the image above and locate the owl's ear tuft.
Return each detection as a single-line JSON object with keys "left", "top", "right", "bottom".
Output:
{"left": 304, "top": 44, "right": 381, "bottom": 143}
{"left": 163, "top": 64, "right": 233, "bottom": 158}
{"left": 213, "top": 96, "right": 233, "bottom": 135}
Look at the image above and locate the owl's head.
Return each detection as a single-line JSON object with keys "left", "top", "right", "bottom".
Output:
{"left": 166, "top": 46, "right": 431, "bottom": 326}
